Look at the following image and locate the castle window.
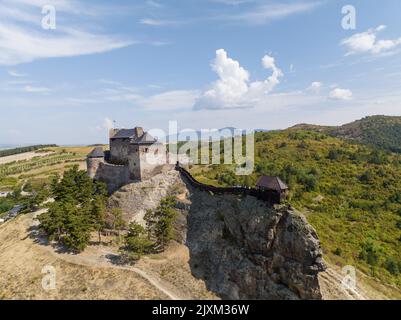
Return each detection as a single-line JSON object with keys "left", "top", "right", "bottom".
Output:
{"left": 145, "top": 148, "right": 149, "bottom": 153}
{"left": 154, "top": 149, "right": 159, "bottom": 155}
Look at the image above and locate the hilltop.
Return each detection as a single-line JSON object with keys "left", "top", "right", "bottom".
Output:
{"left": 289, "top": 115, "right": 401, "bottom": 153}
{"left": 191, "top": 129, "right": 401, "bottom": 291}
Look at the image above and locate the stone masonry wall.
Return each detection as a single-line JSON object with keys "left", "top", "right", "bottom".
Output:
{"left": 95, "top": 162, "right": 130, "bottom": 193}
{"left": 110, "top": 139, "right": 131, "bottom": 164}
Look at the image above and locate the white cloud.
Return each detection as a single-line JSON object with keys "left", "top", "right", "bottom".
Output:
{"left": 23, "top": 85, "right": 50, "bottom": 93}
{"left": 140, "top": 19, "right": 167, "bottom": 26}
{"left": 8, "top": 70, "right": 26, "bottom": 77}
{"left": 94, "top": 117, "right": 114, "bottom": 133}
{"left": 212, "top": 0, "right": 253, "bottom": 5}
{"left": 307, "top": 81, "right": 322, "bottom": 92}
{"left": 140, "top": 90, "right": 199, "bottom": 110}
{"left": 341, "top": 25, "right": 401, "bottom": 56}
{"left": 329, "top": 88, "right": 353, "bottom": 100}
{"left": 194, "top": 49, "right": 283, "bottom": 110}
{"left": 224, "top": 2, "right": 322, "bottom": 25}
{"left": 103, "top": 117, "right": 114, "bottom": 131}
{"left": 139, "top": 18, "right": 183, "bottom": 27}
{"left": 0, "top": 1, "right": 135, "bottom": 65}
{"left": 146, "top": 1, "right": 164, "bottom": 8}
{"left": 105, "top": 89, "right": 198, "bottom": 111}
{"left": 94, "top": 80, "right": 199, "bottom": 111}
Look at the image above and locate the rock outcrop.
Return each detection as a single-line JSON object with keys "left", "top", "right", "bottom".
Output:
{"left": 183, "top": 189, "right": 326, "bottom": 300}
{"left": 107, "top": 170, "right": 182, "bottom": 224}
{"left": 108, "top": 170, "right": 326, "bottom": 299}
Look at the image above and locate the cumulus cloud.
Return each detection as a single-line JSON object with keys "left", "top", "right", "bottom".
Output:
{"left": 194, "top": 49, "right": 283, "bottom": 110}
{"left": 341, "top": 25, "right": 401, "bottom": 56}
{"left": 329, "top": 88, "right": 353, "bottom": 100}
{"left": 307, "top": 81, "right": 322, "bottom": 92}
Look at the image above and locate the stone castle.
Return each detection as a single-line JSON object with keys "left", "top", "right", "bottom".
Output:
{"left": 87, "top": 126, "right": 170, "bottom": 192}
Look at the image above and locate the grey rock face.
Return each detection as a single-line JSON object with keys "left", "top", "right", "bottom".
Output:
{"left": 108, "top": 170, "right": 326, "bottom": 299}
{"left": 107, "top": 170, "right": 182, "bottom": 224}
{"left": 185, "top": 190, "right": 326, "bottom": 300}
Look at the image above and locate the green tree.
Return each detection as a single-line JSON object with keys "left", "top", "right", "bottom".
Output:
{"left": 108, "top": 207, "right": 127, "bottom": 239}
{"left": 37, "top": 166, "right": 108, "bottom": 252}
{"left": 91, "top": 195, "right": 106, "bottom": 243}
{"left": 25, "top": 188, "right": 50, "bottom": 212}
{"left": 144, "top": 196, "right": 178, "bottom": 251}
{"left": 122, "top": 222, "right": 153, "bottom": 261}
{"left": 154, "top": 213, "right": 176, "bottom": 250}
{"left": 327, "top": 148, "right": 340, "bottom": 160}
{"left": 62, "top": 203, "right": 92, "bottom": 252}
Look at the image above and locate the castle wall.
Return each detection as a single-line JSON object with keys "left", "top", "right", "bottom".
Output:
{"left": 88, "top": 137, "right": 172, "bottom": 192}
{"left": 110, "top": 138, "right": 131, "bottom": 164}
{"left": 127, "top": 144, "right": 141, "bottom": 180}
{"left": 95, "top": 162, "right": 130, "bottom": 193}
{"left": 138, "top": 144, "right": 168, "bottom": 180}
{"left": 87, "top": 157, "right": 104, "bottom": 179}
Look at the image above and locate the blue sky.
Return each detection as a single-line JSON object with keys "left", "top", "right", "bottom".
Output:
{"left": 0, "top": 0, "right": 401, "bottom": 145}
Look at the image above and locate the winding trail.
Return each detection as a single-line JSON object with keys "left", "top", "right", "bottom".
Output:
{"left": 29, "top": 211, "right": 184, "bottom": 300}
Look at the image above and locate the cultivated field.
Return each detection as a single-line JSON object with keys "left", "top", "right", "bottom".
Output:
{"left": 0, "top": 151, "right": 54, "bottom": 165}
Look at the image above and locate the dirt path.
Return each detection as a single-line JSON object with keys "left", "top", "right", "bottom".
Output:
{"left": 45, "top": 248, "right": 184, "bottom": 300}
{"left": 28, "top": 212, "right": 186, "bottom": 300}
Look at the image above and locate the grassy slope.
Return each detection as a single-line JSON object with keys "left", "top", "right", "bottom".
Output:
{"left": 190, "top": 130, "right": 401, "bottom": 288}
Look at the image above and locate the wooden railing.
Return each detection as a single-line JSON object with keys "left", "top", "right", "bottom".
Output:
{"left": 175, "top": 164, "right": 281, "bottom": 205}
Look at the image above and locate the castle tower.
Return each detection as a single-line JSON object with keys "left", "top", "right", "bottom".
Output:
{"left": 87, "top": 147, "right": 105, "bottom": 179}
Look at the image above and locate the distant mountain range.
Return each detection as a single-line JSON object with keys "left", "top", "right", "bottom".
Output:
{"left": 0, "top": 144, "right": 20, "bottom": 150}
{"left": 290, "top": 115, "right": 401, "bottom": 153}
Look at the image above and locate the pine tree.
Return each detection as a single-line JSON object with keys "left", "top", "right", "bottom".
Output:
{"left": 122, "top": 222, "right": 153, "bottom": 261}
{"left": 109, "top": 208, "right": 126, "bottom": 239}
{"left": 144, "top": 196, "right": 178, "bottom": 251}
{"left": 91, "top": 195, "right": 106, "bottom": 243}
{"left": 38, "top": 166, "right": 108, "bottom": 252}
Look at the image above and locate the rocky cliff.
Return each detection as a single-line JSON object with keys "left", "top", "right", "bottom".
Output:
{"left": 181, "top": 184, "right": 326, "bottom": 300}
{"left": 110, "top": 170, "right": 326, "bottom": 299}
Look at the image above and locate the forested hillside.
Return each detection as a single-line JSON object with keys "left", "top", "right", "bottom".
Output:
{"left": 290, "top": 115, "right": 401, "bottom": 153}
{"left": 191, "top": 130, "right": 401, "bottom": 287}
